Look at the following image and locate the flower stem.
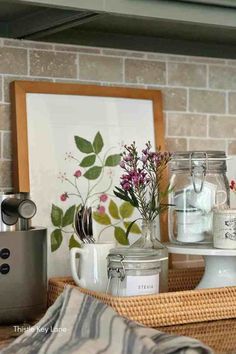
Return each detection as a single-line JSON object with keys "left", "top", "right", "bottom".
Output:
{"left": 97, "top": 220, "right": 121, "bottom": 241}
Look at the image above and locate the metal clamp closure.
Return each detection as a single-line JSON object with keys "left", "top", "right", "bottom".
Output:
{"left": 108, "top": 254, "right": 126, "bottom": 281}
{"left": 189, "top": 152, "right": 208, "bottom": 193}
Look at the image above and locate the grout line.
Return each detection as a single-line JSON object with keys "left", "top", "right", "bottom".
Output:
{"left": 1, "top": 159, "right": 12, "bottom": 162}
{"left": 27, "top": 49, "right": 30, "bottom": 76}
{"left": 62, "top": 51, "right": 228, "bottom": 66}
{"left": 224, "top": 139, "right": 227, "bottom": 152}
{"left": 150, "top": 84, "right": 227, "bottom": 92}
{"left": 0, "top": 71, "right": 232, "bottom": 93}
{"left": 186, "top": 138, "right": 190, "bottom": 150}
{"left": 77, "top": 53, "right": 80, "bottom": 80}
{"left": 0, "top": 131, "right": 3, "bottom": 159}
{"left": 167, "top": 110, "right": 207, "bottom": 115}
{"left": 123, "top": 58, "right": 127, "bottom": 83}
{"left": 167, "top": 111, "right": 236, "bottom": 117}
{"left": 206, "top": 114, "right": 209, "bottom": 138}
{"left": 186, "top": 88, "right": 189, "bottom": 112}
{"left": 0, "top": 130, "right": 11, "bottom": 134}
{"left": 1, "top": 187, "right": 13, "bottom": 192}
{"left": 2, "top": 75, "right": 5, "bottom": 103}
{"left": 0, "top": 101, "right": 10, "bottom": 106}
{"left": 226, "top": 91, "right": 229, "bottom": 114}
{"left": 165, "top": 62, "right": 168, "bottom": 86}
{"left": 0, "top": 75, "right": 3, "bottom": 103}
{"left": 0, "top": 36, "right": 233, "bottom": 66}
{"left": 206, "top": 64, "right": 209, "bottom": 89}
{"left": 122, "top": 57, "right": 125, "bottom": 83}
{"left": 226, "top": 140, "right": 229, "bottom": 156}
{"left": 166, "top": 134, "right": 227, "bottom": 140}
{"left": 165, "top": 112, "right": 169, "bottom": 136}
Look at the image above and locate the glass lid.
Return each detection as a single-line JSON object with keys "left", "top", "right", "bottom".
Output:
{"left": 108, "top": 247, "right": 161, "bottom": 262}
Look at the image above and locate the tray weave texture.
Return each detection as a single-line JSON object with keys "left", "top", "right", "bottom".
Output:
{"left": 158, "top": 318, "right": 236, "bottom": 353}
{"left": 48, "top": 267, "right": 236, "bottom": 328}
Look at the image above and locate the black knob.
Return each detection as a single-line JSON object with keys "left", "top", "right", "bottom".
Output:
{"left": 0, "top": 263, "right": 10, "bottom": 274}
{"left": 0, "top": 248, "right": 10, "bottom": 259}
{"left": 2, "top": 198, "right": 37, "bottom": 220}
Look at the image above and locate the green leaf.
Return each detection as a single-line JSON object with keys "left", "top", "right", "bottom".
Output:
{"left": 124, "top": 221, "right": 141, "bottom": 234}
{"left": 115, "top": 186, "right": 126, "bottom": 194}
{"left": 93, "top": 132, "right": 104, "bottom": 154}
{"left": 114, "top": 187, "right": 136, "bottom": 206}
{"left": 105, "top": 154, "right": 121, "bottom": 166}
{"left": 128, "top": 189, "right": 139, "bottom": 208}
{"left": 114, "top": 190, "right": 132, "bottom": 203}
{"left": 93, "top": 211, "right": 111, "bottom": 225}
{"left": 80, "top": 154, "right": 96, "bottom": 167}
{"left": 62, "top": 205, "right": 76, "bottom": 227}
{"left": 83, "top": 166, "right": 102, "bottom": 180}
{"left": 108, "top": 200, "right": 120, "bottom": 219}
{"left": 51, "top": 229, "right": 63, "bottom": 252}
{"left": 74, "top": 136, "right": 93, "bottom": 154}
{"left": 51, "top": 204, "right": 63, "bottom": 227}
{"left": 119, "top": 202, "right": 134, "bottom": 219}
{"left": 114, "top": 227, "right": 129, "bottom": 245}
{"left": 69, "top": 235, "right": 80, "bottom": 250}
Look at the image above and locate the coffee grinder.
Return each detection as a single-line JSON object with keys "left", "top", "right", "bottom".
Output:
{"left": 0, "top": 192, "right": 47, "bottom": 324}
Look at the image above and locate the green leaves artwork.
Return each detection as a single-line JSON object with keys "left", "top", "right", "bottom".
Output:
{"left": 51, "top": 204, "right": 63, "bottom": 227}
{"left": 51, "top": 229, "right": 63, "bottom": 252}
{"left": 93, "top": 132, "right": 104, "bottom": 154}
{"left": 109, "top": 200, "right": 119, "bottom": 219}
{"left": 105, "top": 154, "right": 122, "bottom": 167}
{"left": 93, "top": 199, "right": 141, "bottom": 246}
{"left": 51, "top": 204, "right": 76, "bottom": 251}
{"left": 80, "top": 155, "right": 96, "bottom": 167}
{"left": 83, "top": 166, "right": 102, "bottom": 180}
{"left": 74, "top": 136, "right": 93, "bottom": 153}
{"left": 93, "top": 211, "right": 111, "bottom": 225}
{"left": 62, "top": 205, "right": 76, "bottom": 227}
{"left": 50, "top": 131, "right": 140, "bottom": 252}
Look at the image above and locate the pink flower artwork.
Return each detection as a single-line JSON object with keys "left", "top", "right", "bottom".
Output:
{"left": 97, "top": 205, "right": 105, "bottom": 215}
{"left": 100, "top": 194, "right": 108, "bottom": 202}
{"left": 60, "top": 192, "right": 69, "bottom": 202}
{"left": 74, "top": 170, "right": 82, "bottom": 178}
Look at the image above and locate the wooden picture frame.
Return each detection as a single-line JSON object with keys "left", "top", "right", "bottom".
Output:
{"left": 11, "top": 81, "right": 168, "bottom": 261}
{"left": 11, "top": 81, "right": 165, "bottom": 190}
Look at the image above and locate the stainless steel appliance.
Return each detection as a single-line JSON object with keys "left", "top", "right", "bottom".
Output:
{"left": 0, "top": 193, "right": 47, "bottom": 324}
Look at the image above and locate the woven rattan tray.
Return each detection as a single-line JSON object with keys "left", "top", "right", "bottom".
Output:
{"left": 158, "top": 318, "right": 236, "bottom": 353}
{"left": 48, "top": 267, "right": 236, "bottom": 328}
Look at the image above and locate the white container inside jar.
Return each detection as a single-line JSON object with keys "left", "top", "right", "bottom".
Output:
{"left": 168, "top": 151, "right": 230, "bottom": 244}
{"left": 106, "top": 248, "right": 165, "bottom": 297}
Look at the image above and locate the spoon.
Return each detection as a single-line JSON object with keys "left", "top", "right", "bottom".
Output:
{"left": 74, "top": 207, "right": 89, "bottom": 243}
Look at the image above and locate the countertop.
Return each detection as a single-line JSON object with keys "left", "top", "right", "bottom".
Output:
{"left": 1, "top": 317, "right": 236, "bottom": 353}
{"left": 0, "top": 318, "right": 40, "bottom": 351}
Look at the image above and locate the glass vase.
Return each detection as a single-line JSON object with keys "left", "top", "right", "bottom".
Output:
{"left": 131, "top": 219, "right": 168, "bottom": 292}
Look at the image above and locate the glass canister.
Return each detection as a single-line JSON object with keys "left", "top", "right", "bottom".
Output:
{"left": 106, "top": 248, "right": 165, "bottom": 296}
{"left": 168, "top": 151, "right": 230, "bottom": 244}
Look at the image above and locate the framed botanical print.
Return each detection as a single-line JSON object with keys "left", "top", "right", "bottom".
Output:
{"left": 11, "top": 81, "right": 165, "bottom": 276}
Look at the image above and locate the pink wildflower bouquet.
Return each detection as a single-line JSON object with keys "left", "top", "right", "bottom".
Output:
{"left": 114, "top": 142, "right": 172, "bottom": 233}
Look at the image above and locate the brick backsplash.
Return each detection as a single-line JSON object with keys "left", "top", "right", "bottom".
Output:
{"left": 1, "top": 37, "right": 235, "bottom": 269}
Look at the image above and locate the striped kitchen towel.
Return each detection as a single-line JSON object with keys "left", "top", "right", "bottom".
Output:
{"left": 2, "top": 287, "right": 213, "bottom": 354}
